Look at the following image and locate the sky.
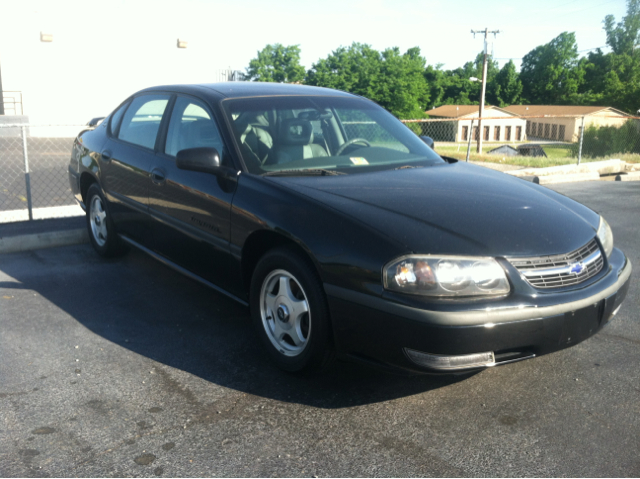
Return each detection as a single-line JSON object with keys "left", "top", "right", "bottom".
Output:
{"left": 0, "top": 0, "right": 629, "bottom": 123}
{"left": 3, "top": 0, "right": 628, "bottom": 71}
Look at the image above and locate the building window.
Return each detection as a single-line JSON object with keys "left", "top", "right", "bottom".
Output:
{"left": 531, "top": 122, "right": 537, "bottom": 136}
{"left": 505, "top": 126, "right": 512, "bottom": 141}
{"left": 544, "top": 124, "right": 550, "bottom": 138}
{"left": 537, "top": 123, "right": 543, "bottom": 137}
{"left": 516, "top": 126, "right": 522, "bottom": 141}
{"left": 551, "top": 124, "right": 558, "bottom": 140}
{"left": 494, "top": 126, "right": 501, "bottom": 141}
{"left": 484, "top": 126, "right": 490, "bottom": 141}
{"left": 559, "top": 125, "right": 566, "bottom": 141}
{"left": 462, "top": 126, "right": 468, "bottom": 141}
{"left": 473, "top": 126, "right": 479, "bottom": 140}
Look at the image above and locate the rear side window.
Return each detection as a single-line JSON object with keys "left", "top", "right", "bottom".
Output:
{"left": 118, "top": 94, "right": 170, "bottom": 149}
{"left": 109, "top": 100, "right": 130, "bottom": 136}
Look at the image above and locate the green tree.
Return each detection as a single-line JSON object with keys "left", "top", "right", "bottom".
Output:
{"left": 244, "top": 44, "right": 305, "bottom": 83}
{"left": 519, "top": 32, "right": 585, "bottom": 104}
{"left": 458, "top": 52, "right": 499, "bottom": 82}
{"left": 423, "top": 52, "right": 501, "bottom": 109}
{"left": 603, "top": 0, "right": 640, "bottom": 55}
{"left": 487, "top": 60, "right": 523, "bottom": 107}
{"left": 305, "top": 43, "right": 430, "bottom": 118}
{"left": 580, "top": 1, "right": 640, "bottom": 112}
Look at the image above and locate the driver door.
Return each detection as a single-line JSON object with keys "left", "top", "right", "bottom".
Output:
{"left": 148, "top": 95, "right": 238, "bottom": 290}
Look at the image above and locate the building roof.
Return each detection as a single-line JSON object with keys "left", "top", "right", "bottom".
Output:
{"left": 425, "top": 105, "right": 517, "bottom": 118}
{"left": 503, "top": 105, "right": 628, "bottom": 117}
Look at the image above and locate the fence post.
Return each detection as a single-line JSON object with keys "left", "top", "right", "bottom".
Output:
{"left": 466, "top": 119, "right": 474, "bottom": 162}
{"left": 577, "top": 116, "right": 585, "bottom": 166}
{"left": 21, "top": 125, "right": 33, "bottom": 221}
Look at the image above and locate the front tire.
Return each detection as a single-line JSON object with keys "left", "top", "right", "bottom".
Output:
{"left": 86, "top": 183, "right": 126, "bottom": 257}
{"left": 250, "top": 247, "right": 334, "bottom": 373}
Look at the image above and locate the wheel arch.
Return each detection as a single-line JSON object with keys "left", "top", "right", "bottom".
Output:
{"left": 80, "top": 172, "right": 98, "bottom": 205}
{"left": 241, "top": 230, "right": 324, "bottom": 296}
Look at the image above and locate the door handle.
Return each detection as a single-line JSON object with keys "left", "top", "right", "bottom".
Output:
{"left": 151, "top": 168, "right": 166, "bottom": 185}
{"left": 101, "top": 150, "right": 112, "bottom": 162}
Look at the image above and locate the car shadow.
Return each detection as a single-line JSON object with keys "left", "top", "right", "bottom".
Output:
{"left": 0, "top": 245, "right": 472, "bottom": 409}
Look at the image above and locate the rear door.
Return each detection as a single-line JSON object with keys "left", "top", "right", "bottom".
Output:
{"left": 101, "top": 93, "right": 172, "bottom": 245}
{"left": 147, "top": 94, "right": 238, "bottom": 290}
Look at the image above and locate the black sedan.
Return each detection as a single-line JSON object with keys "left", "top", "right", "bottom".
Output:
{"left": 69, "top": 83, "right": 632, "bottom": 374}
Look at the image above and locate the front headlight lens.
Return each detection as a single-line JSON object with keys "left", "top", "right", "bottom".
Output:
{"left": 384, "top": 256, "right": 510, "bottom": 297}
{"left": 597, "top": 215, "right": 614, "bottom": 258}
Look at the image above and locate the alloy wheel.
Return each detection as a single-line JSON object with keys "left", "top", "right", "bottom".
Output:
{"left": 89, "top": 195, "right": 108, "bottom": 247}
{"left": 259, "top": 269, "right": 311, "bottom": 357}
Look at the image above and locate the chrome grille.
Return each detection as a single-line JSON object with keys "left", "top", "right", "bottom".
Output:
{"left": 509, "top": 239, "right": 604, "bottom": 289}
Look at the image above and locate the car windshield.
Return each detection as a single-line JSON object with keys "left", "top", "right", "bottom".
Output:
{"left": 222, "top": 96, "right": 444, "bottom": 175}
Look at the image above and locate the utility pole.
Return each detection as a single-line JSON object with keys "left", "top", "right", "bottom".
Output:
{"left": 471, "top": 28, "right": 500, "bottom": 154}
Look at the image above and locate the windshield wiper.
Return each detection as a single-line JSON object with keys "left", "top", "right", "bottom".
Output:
{"left": 262, "top": 169, "right": 346, "bottom": 177}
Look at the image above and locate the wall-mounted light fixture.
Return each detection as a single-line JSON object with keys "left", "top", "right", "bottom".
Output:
{"left": 177, "top": 39, "right": 188, "bottom": 49}
{"left": 40, "top": 32, "right": 53, "bottom": 42}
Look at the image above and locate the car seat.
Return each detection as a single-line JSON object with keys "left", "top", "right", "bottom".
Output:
{"left": 272, "top": 118, "right": 327, "bottom": 164}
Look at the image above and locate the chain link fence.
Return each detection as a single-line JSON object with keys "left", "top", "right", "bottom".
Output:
{"left": 401, "top": 114, "right": 640, "bottom": 166}
{"left": 1, "top": 114, "right": 639, "bottom": 224}
{"left": 0, "top": 124, "right": 84, "bottom": 223}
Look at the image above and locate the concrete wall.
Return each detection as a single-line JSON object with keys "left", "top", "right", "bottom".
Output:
{"left": 0, "top": 1, "right": 247, "bottom": 127}
{"left": 527, "top": 117, "right": 578, "bottom": 141}
{"left": 453, "top": 111, "right": 527, "bottom": 142}
{"left": 526, "top": 112, "right": 628, "bottom": 142}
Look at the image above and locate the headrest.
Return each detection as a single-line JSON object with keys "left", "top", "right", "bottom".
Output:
{"left": 235, "top": 111, "right": 270, "bottom": 133}
{"left": 279, "top": 118, "right": 313, "bottom": 145}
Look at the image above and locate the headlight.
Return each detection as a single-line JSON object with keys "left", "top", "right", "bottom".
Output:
{"left": 597, "top": 215, "right": 614, "bottom": 258}
{"left": 384, "top": 256, "right": 510, "bottom": 297}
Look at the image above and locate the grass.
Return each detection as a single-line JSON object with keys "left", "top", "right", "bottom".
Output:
{"left": 435, "top": 142, "right": 640, "bottom": 167}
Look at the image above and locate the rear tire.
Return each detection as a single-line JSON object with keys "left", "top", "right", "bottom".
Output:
{"left": 86, "top": 183, "right": 126, "bottom": 257}
{"left": 250, "top": 247, "right": 335, "bottom": 373}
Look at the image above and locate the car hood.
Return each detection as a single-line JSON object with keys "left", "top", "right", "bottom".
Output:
{"left": 270, "top": 162, "right": 601, "bottom": 257}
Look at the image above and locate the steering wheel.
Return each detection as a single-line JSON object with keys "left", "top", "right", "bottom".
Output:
{"left": 335, "top": 138, "right": 371, "bottom": 155}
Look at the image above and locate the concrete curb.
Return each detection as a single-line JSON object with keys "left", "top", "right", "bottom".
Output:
{"left": 505, "top": 159, "right": 627, "bottom": 178}
{"left": 0, "top": 228, "right": 89, "bottom": 254}
{"left": 536, "top": 172, "right": 601, "bottom": 185}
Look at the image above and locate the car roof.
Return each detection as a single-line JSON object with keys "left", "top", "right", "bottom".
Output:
{"left": 140, "top": 82, "right": 357, "bottom": 100}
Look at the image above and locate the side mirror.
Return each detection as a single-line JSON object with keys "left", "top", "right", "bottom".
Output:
{"left": 420, "top": 136, "right": 435, "bottom": 149}
{"left": 87, "top": 117, "right": 105, "bottom": 128}
{"left": 176, "top": 147, "right": 221, "bottom": 175}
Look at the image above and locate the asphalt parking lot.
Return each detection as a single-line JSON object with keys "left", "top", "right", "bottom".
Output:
{"left": 1, "top": 181, "right": 639, "bottom": 477}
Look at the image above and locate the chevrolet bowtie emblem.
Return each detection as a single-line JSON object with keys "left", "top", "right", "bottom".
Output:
{"left": 569, "top": 262, "right": 585, "bottom": 275}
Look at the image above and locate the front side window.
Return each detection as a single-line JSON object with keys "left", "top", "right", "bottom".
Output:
{"left": 118, "top": 94, "right": 170, "bottom": 149}
{"left": 165, "top": 96, "right": 227, "bottom": 162}
{"left": 223, "top": 96, "right": 443, "bottom": 175}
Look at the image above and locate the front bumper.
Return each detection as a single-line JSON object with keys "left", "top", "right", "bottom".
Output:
{"left": 326, "top": 248, "right": 632, "bottom": 374}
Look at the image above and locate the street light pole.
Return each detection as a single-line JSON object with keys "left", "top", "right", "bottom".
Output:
{"left": 471, "top": 28, "right": 500, "bottom": 154}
